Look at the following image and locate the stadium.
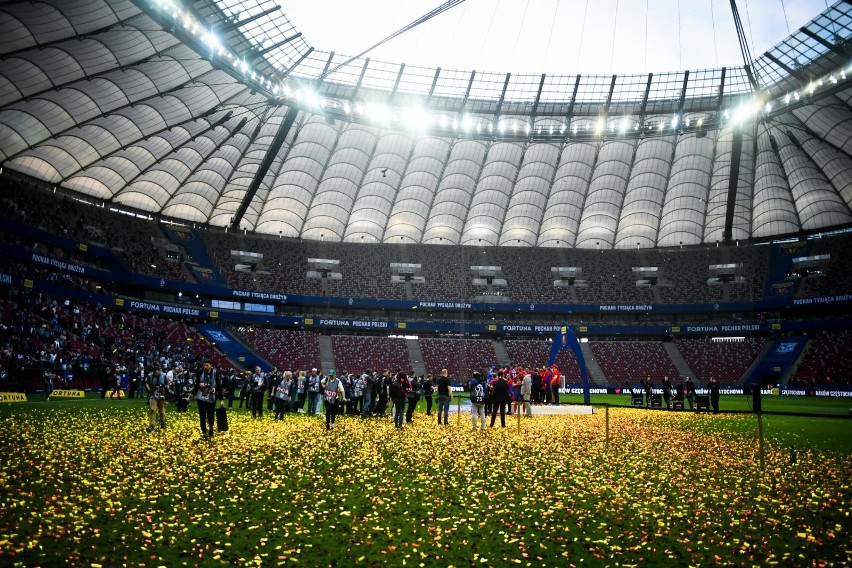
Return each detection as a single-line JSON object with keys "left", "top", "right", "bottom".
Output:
{"left": 0, "top": 0, "right": 850, "bottom": 565}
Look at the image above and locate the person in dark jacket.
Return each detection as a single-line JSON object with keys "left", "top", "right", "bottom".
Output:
{"left": 405, "top": 371, "right": 419, "bottom": 423}
{"left": 662, "top": 376, "right": 673, "bottom": 409}
{"left": 389, "top": 371, "right": 408, "bottom": 429}
{"left": 489, "top": 371, "right": 510, "bottom": 428}
{"left": 421, "top": 373, "right": 434, "bottom": 416}
{"left": 708, "top": 376, "right": 720, "bottom": 413}
{"left": 684, "top": 376, "right": 696, "bottom": 410}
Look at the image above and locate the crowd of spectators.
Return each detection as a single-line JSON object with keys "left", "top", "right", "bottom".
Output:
{"left": 198, "top": 228, "right": 797, "bottom": 305}
{"left": 0, "top": 285, "right": 234, "bottom": 393}
{"left": 7, "top": 181, "right": 852, "bottom": 309}
{"left": 1, "top": 182, "right": 192, "bottom": 283}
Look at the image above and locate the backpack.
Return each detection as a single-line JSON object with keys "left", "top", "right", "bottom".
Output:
{"left": 406, "top": 378, "right": 420, "bottom": 399}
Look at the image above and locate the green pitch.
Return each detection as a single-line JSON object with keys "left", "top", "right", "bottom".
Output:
{"left": 0, "top": 398, "right": 849, "bottom": 566}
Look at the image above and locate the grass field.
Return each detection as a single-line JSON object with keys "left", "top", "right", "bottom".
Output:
{"left": 1, "top": 397, "right": 850, "bottom": 567}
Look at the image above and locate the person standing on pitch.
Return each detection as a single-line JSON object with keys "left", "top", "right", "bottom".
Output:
{"left": 306, "top": 368, "right": 322, "bottom": 416}
{"left": 405, "top": 371, "right": 420, "bottom": 423}
{"left": 520, "top": 370, "right": 533, "bottom": 417}
{"left": 273, "top": 370, "right": 292, "bottom": 420}
{"left": 389, "top": 371, "right": 408, "bottom": 429}
{"left": 43, "top": 371, "right": 54, "bottom": 401}
{"left": 421, "top": 373, "right": 434, "bottom": 416}
{"left": 360, "top": 370, "right": 374, "bottom": 418}
{"left": 321, "top": 370, "right": 345, "bottom": 430}
{"left": 489, "top": 371, "right": 510, "bottom": 428}
{"left": 469, "top": 371, "right": 487, "bottom": 430}
{"left": 684, "top": 376, "right": 696, "bottom": 410}
{"left": 195, "top": 361, "right": 218, "bottom": 439}
{"left": 708, "top": 376, "right": 720, "bottom": 413}
{"left": 293, "top": 370, "right": 307, "bottom": 413}
{"left": 249, "top": 366, "right": 266, "bottom": 419}
{"left": 145, "top": 362, "right": 167, "bottom": 432}
{"left": 662, "top": 376, "right": 673, "bottom": 409}
{"left": 435, "top": 368, "right": 452, "bottom": 425}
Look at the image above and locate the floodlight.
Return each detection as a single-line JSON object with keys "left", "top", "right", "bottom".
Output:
{"left": 671, "top": 115, "right": 678, "bottom": 128}
{"left": 620, "top": 118, "right": 627, "bottom": 132}
{"left": 368, "top": 102, "right": 389, "bottom": 122}
{"left": 343, "top": 102, "right": 350, "bottom": 113}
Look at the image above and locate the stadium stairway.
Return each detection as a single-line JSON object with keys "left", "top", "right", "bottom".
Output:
{"left": 737, "top": 340, "right": 776, "bottom": 387}
{"left": 492, "top": 340, "right": 511, "bottom": 367}
{"left": 579, "top": 343, "right": 607, "bottom": 385}
{"left": 193, "top": 324, "right": 271, "bottom": 371}
{"left": 663, "top": 341, "right": 696, "bottom": 380}
{"left": 318, "top": 335, "right": 336, "bottom": 374}
{"left": 745, "top": 336, "right": 809, "bottom": 387}
{"left": 406, "top": 339, "right": 427, "bottom": 377}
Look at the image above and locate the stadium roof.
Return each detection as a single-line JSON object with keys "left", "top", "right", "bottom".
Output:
{"left": 1, "top": 0, "right": 852, "bottom": 248}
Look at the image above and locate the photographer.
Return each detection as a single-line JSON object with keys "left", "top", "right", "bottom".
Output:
{"left": 273, "top": 370, "right": 292, "bottom": 420}
{"left": 194, "top": 361, "right": 218, "bottom": 439}
{"left": 145, "top": 362, "right": 167, "bottom": 432}
{"left": 306, "top": 368, "right": 321, "bottom": 416}
{"left": 405, "top": 371, "right": 420, "bottom": 423}
{"left": 43, "top": 370, "right": 54, "bottom": 401}
{"left": 249, "top": 366, "right": 266, "bottom": 419}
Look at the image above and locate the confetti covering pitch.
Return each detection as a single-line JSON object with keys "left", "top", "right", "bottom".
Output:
{"left": 0, "top": 407, "right": 849, "bottom": 566}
